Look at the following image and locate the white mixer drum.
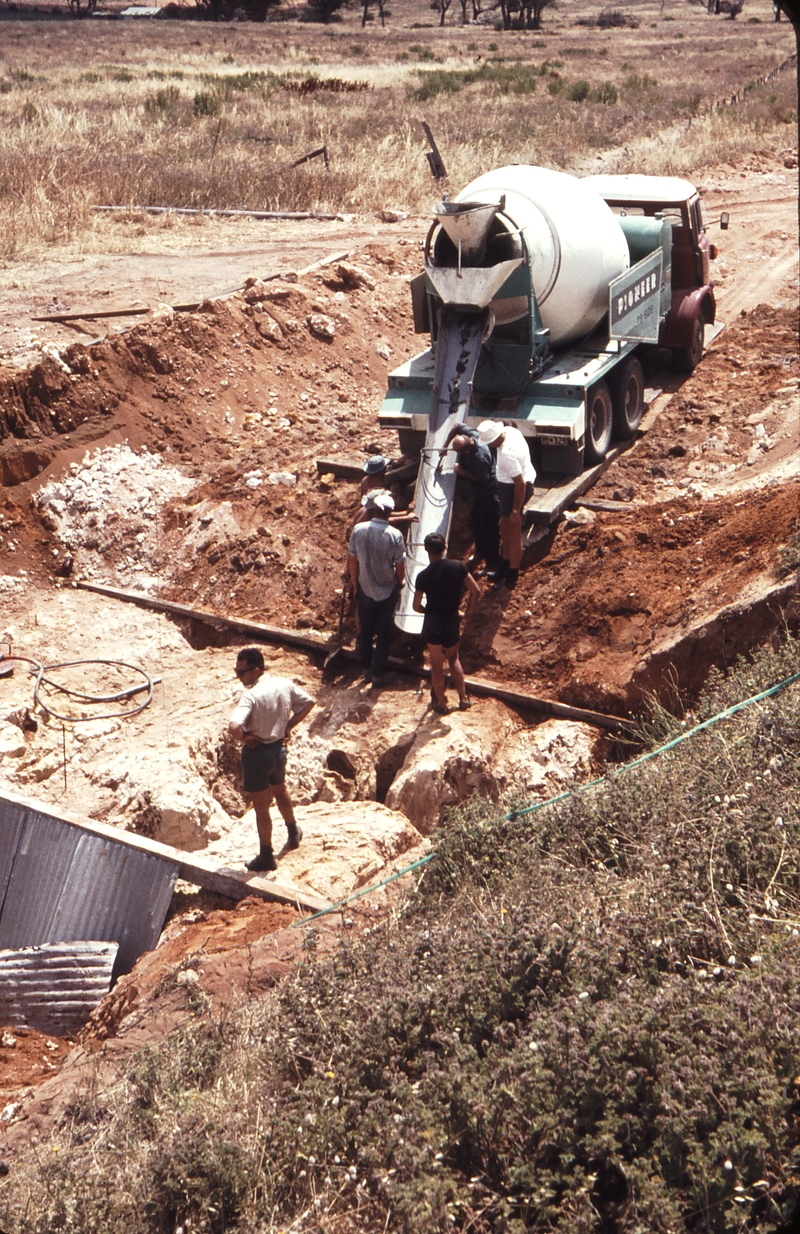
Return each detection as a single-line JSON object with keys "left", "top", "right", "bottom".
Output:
{"left": 456, "top": 165, "right": 630, "bottom": 347}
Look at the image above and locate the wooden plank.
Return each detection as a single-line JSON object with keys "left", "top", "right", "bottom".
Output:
{"left": 78, "top": 583, "right": 623, "bottom": 731}
{"left": 525, "top": 445, "right": 625, "bottom": 528}
{"left": 574, "top": 496, "right": 640, "bottom": 513}
{"left": 378, "top": 656, "right": 625, "bottom": 731}
{"left": 76, "top": 581, "right": 333, "bottom": 653}
{"left": 421, "top": 121, "right": 447, "bottom": 179}
{"left": 298, "top": 249, "right": 354, "bottom": 278}
{"left": 316, "top": 456, "right": 366, "bottom": 480}
{"left": 315, "top": 457, "right": 419, "bottom": 484}
{"left": 171, "top": 852, "right": 331, "bottom": 913}
{"left": 92, "top": 205, "right": 342, "bottom": 222}
{"left": 461, "top": 677, "right": 626, "bottom": 730}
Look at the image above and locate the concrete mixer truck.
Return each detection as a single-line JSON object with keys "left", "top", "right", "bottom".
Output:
{"left": 379, "top": 165, "right": 723, "bottom": 634}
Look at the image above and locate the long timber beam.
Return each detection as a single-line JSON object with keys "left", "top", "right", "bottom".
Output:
{"left": 76, "top": 582, "right": 626, "bottom": 731}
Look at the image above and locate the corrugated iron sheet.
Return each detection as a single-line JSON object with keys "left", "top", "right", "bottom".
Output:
{"left": 0, "top": 941, "right": 119, "bottom": 1036}
{"left": 0, "top": 794, "right": 178, "bottom": 979}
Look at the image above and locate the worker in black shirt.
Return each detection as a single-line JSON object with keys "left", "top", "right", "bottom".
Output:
{"left": 413, "top": 532, "right": 481, "bottom": 715}
{"left": 439, "top": 424, "right": 501, "bottom": 575}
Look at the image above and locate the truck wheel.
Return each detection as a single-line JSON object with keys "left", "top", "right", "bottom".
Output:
{"left": 673, "top": 316, "right": 705, "bottom": 374}
{"left": 585, "top": 381, "right": 613, "bottom": 464}
{"left": 611, "top": 356, "right": 645, "bottom": 440}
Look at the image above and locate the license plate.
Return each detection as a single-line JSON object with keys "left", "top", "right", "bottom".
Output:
{"left": 539, "top": 434, "right": 571, "bottom": 446}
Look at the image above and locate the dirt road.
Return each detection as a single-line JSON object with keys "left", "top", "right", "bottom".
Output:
{"left": 0, "top": 213, "right": 421, "bottom": 371}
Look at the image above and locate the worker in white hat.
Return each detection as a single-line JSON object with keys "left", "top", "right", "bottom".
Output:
{"left": 476, "top": 420, "right": 536, "bottom": 591}
{"left": 347, "top": 491, "right": 405, "bottom": 687}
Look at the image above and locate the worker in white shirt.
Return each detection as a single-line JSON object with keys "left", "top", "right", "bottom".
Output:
{"left": 477, "top": 421, "right": 536, "bottom": 592}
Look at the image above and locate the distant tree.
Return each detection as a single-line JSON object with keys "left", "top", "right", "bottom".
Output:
{"left": 67, "top": 0, "right": 97, "bottom": 15}
{"left": 711, "top": 0, "right": 744, "bottom": 15}
{"left": 307, "top": 0, "right": 346, "bottom": 18}
{"left": 361, "top": 0, "right": 387, "bottom": 27}
{"left": 524, "top": 0, "right": 555, "bottom": 26}
{"left": 241, "top": 0, "right": 281, "bottom": 17}
{"left": 498, "top": 0, "right": 554, "bottom": 30}
{"left": 430, "top": 0, "right": 455, "bottom": 25}
{"left": 194, "top": 0, "right": 280, "bottom": 19}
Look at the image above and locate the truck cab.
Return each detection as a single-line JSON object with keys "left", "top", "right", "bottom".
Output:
{"left": 581, "top": 174, "right": 718, "bottom": 372}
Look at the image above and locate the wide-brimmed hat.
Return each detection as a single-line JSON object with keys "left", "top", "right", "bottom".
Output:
{"left": 364, "top": 455, "right": 388, "bottom": 475}
{"left": 369, "top": 491, "right": 395, "bottom": 513}
{"left": 477, "top": 420, "right": 504, "bottom": 445}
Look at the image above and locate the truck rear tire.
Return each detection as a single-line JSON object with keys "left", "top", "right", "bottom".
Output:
{"left": 585, "top": 381, "right": 613, "bottom": 464}
{"left": 673, "top": 316, "right": 704, "bottom": 374}
{"left": 611, "top": 356, "right": 645, "bottom": 440}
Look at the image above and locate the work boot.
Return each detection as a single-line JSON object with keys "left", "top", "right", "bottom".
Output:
{"left": 246, "top": 847, "right": 277, "bottom": 873}
{"left": 486, "top": 558, "right": 509, "bottom": 583}
{"left": 286, "top": 824, "right": 303, "bottom": 851}
{"left": 503, "top": 568, "right": 519, "bottom": 591}
{"left": 371, "top": 671, "right": 397, "bottom": 688}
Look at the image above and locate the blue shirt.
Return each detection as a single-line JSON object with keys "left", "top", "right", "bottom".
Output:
{"left": 348, "top": 517, "right": 405, "bottom": 601}
{"left": 455, "top": 424, "right": 496, "bottom": 488}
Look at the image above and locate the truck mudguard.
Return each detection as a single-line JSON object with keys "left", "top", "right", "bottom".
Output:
{"left": 660, "top": 285, "right": 716, "bottom": 350}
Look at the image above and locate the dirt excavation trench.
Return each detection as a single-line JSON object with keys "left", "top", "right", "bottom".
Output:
{"left": 0, "top": 149, "right": 798, "bottom": 1122}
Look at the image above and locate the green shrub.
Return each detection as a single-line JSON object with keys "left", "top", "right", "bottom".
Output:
{"left": 776, "top": 518, "right": 800, "bottom": 577}
{"left": 592, "top": 80, "right": 618, "bottom": 105}
{"left": 200, "top": 69, "right": 277, "bottom": 98}
{"left": 410, "top": 59, "right": 551, "bottom": 102}
{"left": 410, "top": 68, "right": 466, "bottom": 100}
{"left": 566, "top": 78, "right": 590, "bottom": 102}
{"left": 562, "top": 45, "right": 601, "bottom": 57}
{"left": 193, "top": 90, "right": 222, "bottom": 117}
{"left": 144, "top": 85, "right": 181, "bottom": 116}
{"left": 625, "top": 71, "right": 657, "bottom": 90}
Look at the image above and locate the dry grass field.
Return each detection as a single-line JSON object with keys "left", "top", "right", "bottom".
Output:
{"left": 0, "top": 0, "right": 796, "bottom": 262}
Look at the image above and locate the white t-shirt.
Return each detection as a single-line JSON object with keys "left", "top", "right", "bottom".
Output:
{"left": 230, "top": 675, "right": 314, "bottom": 742}
{"left": 496, "top": 425, "right": 536, "bottom": 486}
